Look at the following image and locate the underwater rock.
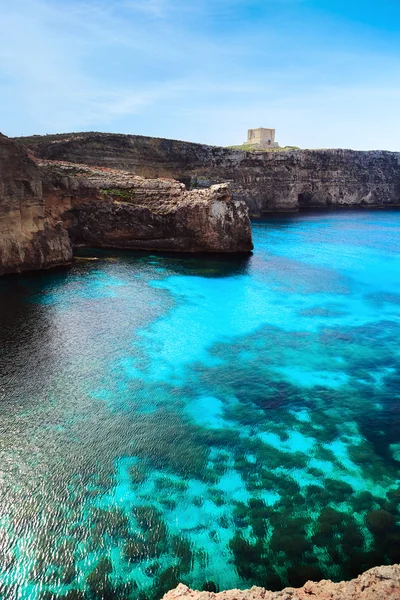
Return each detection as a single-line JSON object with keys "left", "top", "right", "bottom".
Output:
{"left": 202, "top": 582, "right": 219, "bottom": 593}
{"left": 366, "top": 509, "right": 396, "bottom": 533}
{"left": 318, "top": 507, "right": 344, "bottom": 527}
{"left": 161, "top": 563, "right": 400, "bottom": 600}
{"left": 172, "top": 536, "right": 193, "bottom": 574}
{"left": 157, "top": 565, "right": 182, "bottom": 598}
{"left": 130, "top": 464, "right": 148, "bottom": 484}
{"left": 270, "top": 531, "right": 311, "bottom": 557}
{"left": 229, "top": 533, "right": 264, "bottom": 581}
{"left": 124, "top": 537, "right": 149, "bottom": 562}
{"left": 91, "top": 507, "right": 130, "bottom": 539}
{"left": 86, "top": 557, "right": 113, "bottom": 599}
{"left": 38, "top": 592, "right": 86, "bottom": 600}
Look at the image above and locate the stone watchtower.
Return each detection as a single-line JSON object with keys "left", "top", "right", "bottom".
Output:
{"left": 245, "top": 128, "right": 279, "bottom": 149}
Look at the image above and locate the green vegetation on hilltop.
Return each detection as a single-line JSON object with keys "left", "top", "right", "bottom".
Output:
{"left": 227, "top": 144, "right": 301, "bottom": 152}
{"left": 14, "top": 132, "right": 93, "bottom": 145}
{"left": 100, "top": 188, "right": 136, "bottom": 199}
{"left": 13, "top": 132, "right": 302, "bottom": 153}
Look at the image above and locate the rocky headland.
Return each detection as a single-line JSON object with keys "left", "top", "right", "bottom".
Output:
{"left": 16, "top": 132, "right": 400, "bottom": 216}
{"left": 0, "top": 134, "right": 252, "bottom": 275}
{"left": 40, "top": 160, "right": 252, "bottom": 254}
{"left": 162, "top": 564, "right": 400, "bottom": 600}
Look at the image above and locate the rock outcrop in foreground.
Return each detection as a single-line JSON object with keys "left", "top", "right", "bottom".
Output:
{"left": 0, "top": 134, "right": 72, "bottom": 275}
{"left": 162, "top": 564, "right": 400, "bottom": 600}
{"left": 0, "top": 133, "right": 252, "bottom": 274}
{"left": 16, "top": 132, "right": 400, "bottom": 216}
{"left": 40, "top": 161, "right": 252, "bottom": 253}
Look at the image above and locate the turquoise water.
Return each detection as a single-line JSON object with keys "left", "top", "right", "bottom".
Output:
{"left": 0, "top": 211, "right": 400, "bottom": 599}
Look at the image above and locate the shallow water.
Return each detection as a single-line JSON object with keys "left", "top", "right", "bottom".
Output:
{"left": 0, "top": 211, "right": 399, "bottom": 599}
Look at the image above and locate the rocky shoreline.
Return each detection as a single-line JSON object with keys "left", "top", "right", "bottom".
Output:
{"left": 40, "top": 159, "right": 253, "bottom": 254}
{"left": 162, "top": 564, "right": 400, "bottom": 600}
{"left": 0, "top": 133, "right": 252, "bottom": 275}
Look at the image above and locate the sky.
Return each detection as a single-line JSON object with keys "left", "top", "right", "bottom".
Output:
{"left": 1, "top": 0, "right": 400, "bottom": 150}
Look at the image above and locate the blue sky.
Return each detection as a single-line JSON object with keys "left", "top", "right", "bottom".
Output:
{"left": 1, "top": 0, "right": 400, "bottom": 149}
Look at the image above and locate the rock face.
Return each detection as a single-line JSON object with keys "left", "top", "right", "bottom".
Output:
{"left": 39, "top": 161, "right": 253, "bottom": 253}
{"left": 161, "top": 564, "right": 400, "bottom": 600}
{"left": 0, "top": 134, "right": 72, "bottom": 275}
{"left": 16, "top": 133, "right": 400, "bottom": 216}
{"left": 0, "top": 134, "right": 252, "bottom": 275}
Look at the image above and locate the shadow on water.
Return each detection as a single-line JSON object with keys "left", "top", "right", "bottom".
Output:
{"left": 0, "top": 281, "right": 65, "bottom": 400}
{"left": 74, "top": 247, "right": 252, "bottom": 278}
{"left": 254, "top": 207, "right": 400, "bottom": 233}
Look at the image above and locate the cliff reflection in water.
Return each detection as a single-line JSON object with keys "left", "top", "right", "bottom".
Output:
{"left": 0, "top": 211, "right": 399, "bottom": 600}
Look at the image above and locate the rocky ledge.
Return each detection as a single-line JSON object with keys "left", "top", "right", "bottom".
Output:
{"left": 162, "top": 564, "right": 400, "bottom": 600}
{"left": 39, "top": 160, "right": 253, "bottom": 253}
{"left": 0, "top": 134, "right": 252, "bottom": 275}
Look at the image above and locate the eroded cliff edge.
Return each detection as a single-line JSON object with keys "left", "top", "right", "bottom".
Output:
{"left": 0, "top": 134, "right": 72, "bottom": 275}
{"left": 0, "top": 134, "right": 252, "bottom": 274}
{"left": 16, "top": 132, "right": 400, "bottom": 216}
{"left": 162, "top": 564, "right": 400, "bottom": 600}
{"left": 40, "top": 160, "right": 252, "bottom": 253}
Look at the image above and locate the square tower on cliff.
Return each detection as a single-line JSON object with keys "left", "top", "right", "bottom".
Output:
{"left": 245, "top": 128, "right": 279, "bottom": 149}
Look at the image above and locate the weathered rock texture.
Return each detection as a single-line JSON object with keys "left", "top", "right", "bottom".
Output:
{"left": 0, "top": 134, "right": 72, "bottom": 275}
{"left": 39, "top": 161, "right": 253, "bottom": 253}
{"left": 162, "top": 564, "right": 400, "bottom": 600}
{"left": 16, "top": 132, "right": 400, "bottom": 216}
{"left": 0, "top": 133, "right": 252, "bottom": 275}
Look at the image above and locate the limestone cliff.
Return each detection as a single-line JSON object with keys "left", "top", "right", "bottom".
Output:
{"left": 0, "top": 134, "right": 72, "bottom": 275}
{"left": 39, "top": 161, "right": 253, "bottom": 253}
{"left": 16, "top": 132, "right": 400, "bottom": 216}
{"left": 0, "top": 134, "right": 252, "bottom": 276}
{"left": 162, "top": 564, "right": 400, "bottom": 600}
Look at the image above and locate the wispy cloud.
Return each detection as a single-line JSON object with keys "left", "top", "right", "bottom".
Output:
{"left": 0, "top": 0, "right": 175, "bottom": 132}
{"left": 122, "top": 0, "right": 169, "bottom": 18}
{"left": 0, "top": 0, "right": 399, "bottom": 149}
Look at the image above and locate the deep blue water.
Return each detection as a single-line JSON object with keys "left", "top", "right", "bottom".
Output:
{"left": 0, "top": 211, "right": 400, "bottom": 600}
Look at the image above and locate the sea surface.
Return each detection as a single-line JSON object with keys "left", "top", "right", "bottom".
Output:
{"left": 0, "top": 211, "right": 400, "bottom": 600}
